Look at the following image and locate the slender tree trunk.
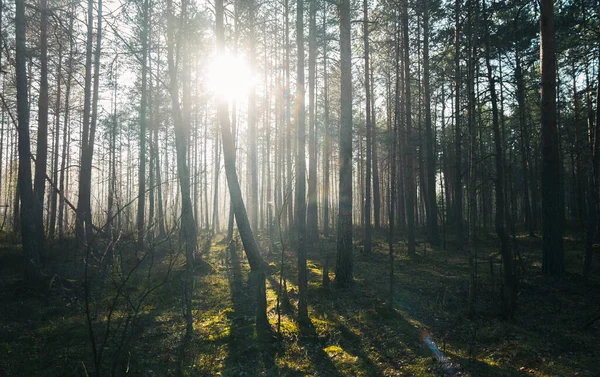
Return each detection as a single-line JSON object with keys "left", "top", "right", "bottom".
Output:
{"left": 166, "top": 0, "right": 198, "bottom": 336}
{"left": 515, "top": 47, "right": 534, "bottom": 236}
{"left": 148, "top": 13, "right": 155, "bottom": 241}
{"left": 540, "top": 0, "right": 564, "bottom": 277}
{"left": 423, "top": 0, "right": 439, "bottom": 245}
{"left": 212, "top": 132, "right": 221, "bottom": 234}
{"left": 363, "top": 0, "right": 373, "bottom": 254}
{"left": 154, "top": 43, "right": 166, "bottom": 237}
{"left": 389, "top": 10, "right": 399, "bottom": 306}
{"left": 454, "top": 0, "right": 464, "bottom": 246}
{"left": 584, "top": 46, "right": 600, "bottom": 277}
{"left": 58, "top": 16, "right": 73, "bottom": 240}
{"left": 137, "top": 0, "right": 149, "bottom": 249}
{"left": 335, "top": 0, "right": 354, "bottom": 288}
{"left": 107, "top": 63, "right": 118, "bottom": 239}
{"left": 295, "top": 0, "right": 309, "bottom": 322}
{"left": 307, "top": 0, "right": 319, "bottom": 246}
{"left": 16, "top": 0, "right": 44, "bottom": 281}
{"left": 484, "top": 0, "right": 516, "bottom": 316}
{"left": 215, "top": 0, "right": 268, "bottom": 328}
{"left": 285, "top": 0, "right": 293, "bottom": 231}
{"left": 76, "top": 0, "right": 101, "bottom": 247}
{"left": 402, "top": 0, "right": 416, "bottom": 255}
{"left": 248, "top": 0, "right": 258, "bottom": 231}
{"left": 49, "top": 47, "right": 62, "bottom": 239}
{"left": 323, "top": 7, "right": 330, "bottom": 237}
{"left": 34, "top": 0, "right": 49, "bottom": 238}
{"left": 371, "top": 66, "right": 381, "bottom": 232}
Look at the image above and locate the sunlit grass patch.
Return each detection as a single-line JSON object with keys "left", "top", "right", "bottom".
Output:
{"left": 275, "top": 344, "right": 312, "bottom": 374}
{"left": 194, "top": 308, "right": 231, "bottom": 340}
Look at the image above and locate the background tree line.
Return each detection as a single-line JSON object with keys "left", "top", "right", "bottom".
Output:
{"left": 0, "top": 0, "right": 598, "bottom": 329}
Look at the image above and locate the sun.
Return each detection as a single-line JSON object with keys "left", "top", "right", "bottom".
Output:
{"left": 207, "top": 52, "right": 256, "bottom": 102}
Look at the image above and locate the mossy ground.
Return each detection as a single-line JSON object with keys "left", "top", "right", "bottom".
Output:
{"left": 0, "top": 229, "right": 599, "bottom": 376}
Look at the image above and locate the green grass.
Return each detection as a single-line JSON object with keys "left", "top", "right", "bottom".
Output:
{"left": 0, "top": 230, "right": 599, "bottom": 376}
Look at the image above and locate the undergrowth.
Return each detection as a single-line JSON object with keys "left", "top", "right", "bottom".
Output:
{"left": 0, "top": 229, "right": 599, "bottom": 376}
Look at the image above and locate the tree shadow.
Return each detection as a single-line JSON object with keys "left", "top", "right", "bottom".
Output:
{"left": 222, "top": 243, "right": 275, "bottom": 376}
{"left": 298, "top": 320, "right": 345, "bottom": 377}
{"left": 267, "top": 274, "right": 342, "bottom": 377}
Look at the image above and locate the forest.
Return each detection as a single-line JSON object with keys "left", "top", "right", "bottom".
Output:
{"left": 0, "top": 0, "right": 599, "bottom": 375}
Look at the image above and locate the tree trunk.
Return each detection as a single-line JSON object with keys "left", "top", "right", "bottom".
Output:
{"left": 484, "top": 0, "right": 516, "bottom": 317}
{"left": 58, "top": 16, "right": 73, "bottom": 240}
{"left": 515, "top": 47, "right": 534, "bottom": 237}
{"left": 76, "top": 0, "right": 101, "bottom": 247}
{"left": 137, "top": 0, "right": 149, "bottom": 249}
{"left": 584, "top": 46, "right": 600, "bottom": 277}
{"left": 335, "top": 0, "right": 354, "bottom": 288}
{"left": 49, "top": 47, "right": 62, "bottom": 239}
{"left": 16, "top": 0, "right": 44, "bottom": 281}
{"left": 454, "top": 0, "right": 464, "bottom": 246}
{"left": 295, "top": 0, "right": 309, "bottom": 322}
{"left": 540, "top": 0, "right": 564, "bottom": 277}
{"left": 402, "top": 0, "right": 416, "bottom": 255}
{"left": 423, "top": 0, "right": 439, "bottom": 246}
{"left": 212, "top": 131, "right": 221, "bottom": 234}
{"left": 307, "top": 0, "right": 319, "bottom": 246}
{"left": 215, "top": 0, "right": 265, "bottom": 272}
{"left": 371, "top": 66, "right": 381, "bottom": 231}
{"left": 215, "top": 0, "right": 268, "bottom": 328}
{"left": 34, "top": 0, "right": 49, "bottom": 239}
{"left": 166, "top": 0, "right": 198, "bottom": 336}
{"left": 248, "top": 0, "right": 258, "bottom": 232}
{"left": 322, "top": 7, "right": 330, "bottom": 237}
{"left": 363, "top": 0, "right": 373, "bottom": 254}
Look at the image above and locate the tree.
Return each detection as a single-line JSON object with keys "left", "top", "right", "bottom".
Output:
{"left": 166, "top": 0, "right": 199, "bottom": 335}
{"left": 15, "top": 0, "right": 45, "bottom": 282}
{"left": 402, "top": 0, "right": 416, "bottom": 255}
{"left": 307, "top": 0, "right": 319, "bottom": 246}
{"left": 454, "top": 0, "right": 464, "bottom": 246}
{"left": 58, "top": 6, "right": 75, "bottom": 240}
{"left": 248, "top": 0, "right": 258, "bottom": 232}
{"left": 335, "top": 0, "right": 354, "bottom": 288}
{"left": 137, "top": 0, "right": 149, "bottom": 249}
{"left": 322, "top": 4, "right": 331, "bottom": 237}
{"left": 483, "top": 0, "right": 516, "bottom": 316}
{"left": 363, "top": 0, "right": 373, "bottom": 254}
{"left": 295, "top": 0, "right": 309, "bottom": 322}
{"left": 215, "top": 0, "right": 268, "bottom": 327}
{"left": 76, "top": 0, "right": 102, "bottom": 247}
{"left": 540, "top": 0, "right": 564, "bottom": 277}
{"left": 423, "top": 0, "right": 439, "bottom": 246}
{"left": 34, "top": 0, "right": 49, "bottom": 238}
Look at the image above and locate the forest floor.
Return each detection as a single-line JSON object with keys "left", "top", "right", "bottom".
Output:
{"left": 1, "top": 229, "right": 600, "bottom": 377}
